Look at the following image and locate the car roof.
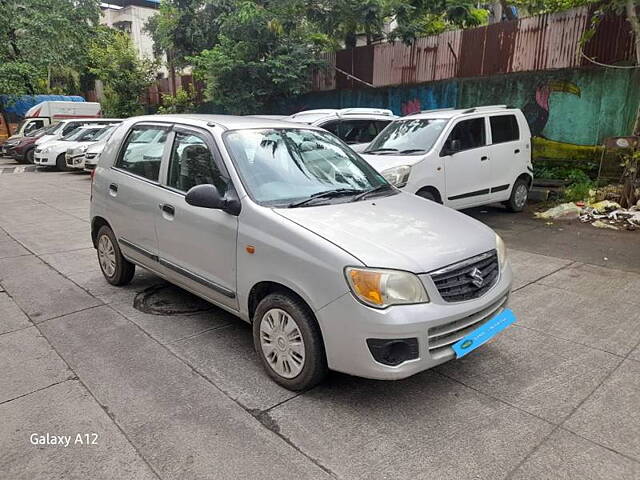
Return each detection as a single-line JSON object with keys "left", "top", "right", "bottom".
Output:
{"left": 286, "top": 108, "right": 397, "bottom": 124}
{"left": 402, "top": 105, "right": 519, "bottom": 120}
{"left": 124, "top": 114, "right": 327, "bottom": 131}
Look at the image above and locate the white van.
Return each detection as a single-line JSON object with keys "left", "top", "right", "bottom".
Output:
{"left": 361, "top": 106, "right": 533, "bottom": 211}
{"left": 10, "top": 101, "right": 102, "bottom": 139}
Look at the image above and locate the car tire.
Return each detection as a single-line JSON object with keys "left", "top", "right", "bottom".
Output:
{"left": 56, "top": 153, "right": 70, "bottom": 171}
{"left": 416, "top": 188, "right": 440, "bottom": 203}
{"left": 253, "top": 292, "right": 328, "bottom": 391}
{"left": 25, "top": 148, "right": 35, "bottom": 164}
{"left": 506, "top": 178, "right": 529, "bottom": 212}
{"left": 96, "top": 225, "right": 135, "bottom": 286}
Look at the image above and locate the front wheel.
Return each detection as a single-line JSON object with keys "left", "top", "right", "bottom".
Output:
{"left": 56, "top": 153, "right": 70, "bottom": 171}
{"left": 506, "top": 178, "right": 529, "bottom": 212}
{"left": 253, "top": 293, "right": 328, "bottom": 391}
{"left": 25, "top": 148, "right": 35, "bottom": 164}
{"left": 96, "top": 225, "right": 135, "bottom": 286}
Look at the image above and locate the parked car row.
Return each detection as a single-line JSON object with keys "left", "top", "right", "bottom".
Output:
{"left": 90, "top": 112, "right": 524, "bottom": 391}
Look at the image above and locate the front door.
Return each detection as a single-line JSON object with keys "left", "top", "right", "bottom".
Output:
{"left": 441, "top": 117, "right": 492, "bottom": 208}
{"left": 156, "top": 126, "right": 239, "bottom": 310}
{"left": 109, "top": 123, "right": 171, "bottom": 267}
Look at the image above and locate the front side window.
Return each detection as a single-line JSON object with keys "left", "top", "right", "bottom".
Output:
{"left": 490, "top": 115, "right": 519, "bottom": 144}
{"left": 115, "top": 125, "right": 169, "bottom": 181}
{"left": 224, "top": 128, "right": 391, "bottom": 207}
{"left": 443, "top": 118, "right": 486, "bottom": 154}
{"left": 365, "top": 118, "right": 448, "bottom": 155}
{"left": 167, "top": 132, "right": 227, "bottom": 194}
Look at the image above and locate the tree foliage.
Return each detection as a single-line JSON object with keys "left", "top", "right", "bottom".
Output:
{"left": 189, "top": 1, "right": 326, "bottom": 114}
{"left": 0, "top": 0, "right": 101, "bottom": 95}
{"left": 88, "top": 29, "right": 158, "bottom": 117}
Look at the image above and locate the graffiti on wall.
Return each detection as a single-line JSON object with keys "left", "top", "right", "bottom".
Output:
{"left": 283, "top": 67, "right": 640, "bottom": 162}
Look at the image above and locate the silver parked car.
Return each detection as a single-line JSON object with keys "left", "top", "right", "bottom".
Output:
{"left": 90, "top": 115, "right": 514, "bottom": 390}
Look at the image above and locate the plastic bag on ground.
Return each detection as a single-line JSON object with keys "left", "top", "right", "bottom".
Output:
{"left": 535, "top": 203, "right": 582, "bottom": 220}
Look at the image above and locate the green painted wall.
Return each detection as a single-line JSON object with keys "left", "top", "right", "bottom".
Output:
{"left": 282, "top": 67, "right": 640, "bottom": 161}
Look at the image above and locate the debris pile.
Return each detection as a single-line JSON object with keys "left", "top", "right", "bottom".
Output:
{"left": 535, "top": 199, "right": 640, "bottom": 231}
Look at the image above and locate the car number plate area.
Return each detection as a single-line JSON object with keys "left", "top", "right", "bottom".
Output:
{"left": 452, "top": 308, "right": 516, "bottom": 359}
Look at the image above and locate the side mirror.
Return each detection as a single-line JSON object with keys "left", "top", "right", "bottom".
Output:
{"left": 185, "top": 184, "right": 241, "bottom": 216}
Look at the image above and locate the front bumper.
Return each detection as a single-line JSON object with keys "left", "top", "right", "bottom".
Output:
{"left": 66, "top": 153, "right": 86, "bottom": 169}
{"left": 34, "top": 151, "right": 57, "bottom": 166}
{"left": 316, "top": 261, "right": 513, "bottom": 380}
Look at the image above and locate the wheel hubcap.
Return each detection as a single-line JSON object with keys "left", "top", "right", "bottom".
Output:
{"left": 97, "top": 235, "right": 117, "bottom": 278}
{"left": 515, "top": 184, "right": 528, "bottom": 208}
{"left": 259, "top": 308, "right": 305, "bottom": 379}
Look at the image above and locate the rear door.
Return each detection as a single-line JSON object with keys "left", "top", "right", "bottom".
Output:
{"left": 487, "top": 113, "right": 524, "bottom": 201}
{"left": 108, "top": 123, "right": 171, "bottom": 267}
{"left": 155, "top": 125, "right": 239, "bottom": 309}
{"left": 441, "top": 116, "right": 492, "bottom": 208}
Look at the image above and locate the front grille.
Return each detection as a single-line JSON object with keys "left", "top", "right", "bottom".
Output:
{"left": 430, "top": 250, "right": 499, "bottom": 302}
{"left": 427, "top": 294, "right": 508, "bottom": 358}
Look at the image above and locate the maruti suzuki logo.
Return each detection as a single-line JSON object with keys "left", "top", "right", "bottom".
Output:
{"left": 469, "top": 267, "right": 484, "bottom": 288}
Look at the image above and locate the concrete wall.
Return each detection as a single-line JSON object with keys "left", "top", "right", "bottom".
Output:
{"left": 279, "top": 67, "right": 640, "bottom": 161}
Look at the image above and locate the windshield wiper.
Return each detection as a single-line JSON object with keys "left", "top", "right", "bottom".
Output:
{"left": 288, "top": 188, "right": 363, "bottom": 208}
{"left": 399, "top": 149, "right": 426, "bottom": 154}
{"left": 363, "top": 147, "right": 398, "bottom": 154}
{"left": 351, "top": 184, "right": 394, "bottom": 202}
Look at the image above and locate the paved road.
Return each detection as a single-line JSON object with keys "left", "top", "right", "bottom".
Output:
{"left": 1, "top": 167, "right": 639, "bottom": 479}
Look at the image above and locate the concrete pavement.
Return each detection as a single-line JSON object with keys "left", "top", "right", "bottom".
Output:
{"left": 1, "top": 167, "right": 639, "bottom": 479}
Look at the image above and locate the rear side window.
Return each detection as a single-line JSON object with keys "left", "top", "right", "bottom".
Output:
{"left": 444, "top": 118, "right": 486, "bottom": 153}
{"left": 115, "top": 125, "right": 169, "bottom": 181}
{"left": 167, "top": 132, "right": 227, "bottom": 194}
{"left": 490, "top": 115, "right": 519, "bottom": 143}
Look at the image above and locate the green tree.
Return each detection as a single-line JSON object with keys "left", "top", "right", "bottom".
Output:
{"left": 0, "top": 0, "right": 101, "bottom": 95}
{"left": 190, "top": 1, "right": 325, "bottom": 114}
{"left": 88, "top": 29, "right": 158, "bottom": 117}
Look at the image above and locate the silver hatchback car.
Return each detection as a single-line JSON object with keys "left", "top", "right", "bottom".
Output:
{"left": 90, "top": 115, "right": 514, "bottom": 390}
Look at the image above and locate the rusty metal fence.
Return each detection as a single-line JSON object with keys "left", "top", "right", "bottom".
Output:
{"left": 312, "top": 6, "right": 636, "bottom": 91}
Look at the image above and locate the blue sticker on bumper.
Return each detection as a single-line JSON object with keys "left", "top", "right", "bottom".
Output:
{"left": 452, "top": 308, "right": 516, "bottom": 358}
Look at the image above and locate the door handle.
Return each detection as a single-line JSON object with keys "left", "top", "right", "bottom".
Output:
{"left": 160, "top": 204, "right": 175, "bottom": 216}
{"left": 480, "top": 156, "right": 488, "bottom": 161}
{"left": 514, "top": 149, "right": 520, "bottom": 154}
{"left": 109, "top": 183, "right": 118, "bottom": 196}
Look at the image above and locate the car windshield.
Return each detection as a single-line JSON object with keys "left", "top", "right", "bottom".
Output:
{"left": 41, "top": 123, "right": 61, "bottom": 135}
{"left": 93, "top": 126, "right": 115, "bottom": 141}
{"left": 62, "top": 127, "right": 104, "bottom": 142}
{"left": 365, "top": 118, "right": 448, "bottom": 155}
{"left": 26, "top": 126, "right": 47, "bottom": 137}
{"left": 224, "top": 128, "right": 392, "bottom": 207}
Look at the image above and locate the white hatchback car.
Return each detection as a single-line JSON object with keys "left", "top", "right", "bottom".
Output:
{"left": 285, "top": 108, "right": 397, "bottom": 146}
{"left": 90, "top": 114, "right": 515, "bottom": 390}
{"left": 361, "top": 106, "right": 533, "bottom": 211}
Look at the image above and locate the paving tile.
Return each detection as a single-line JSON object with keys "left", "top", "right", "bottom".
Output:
{"left": 0, "top": 292, "right": 31, "bottom": 335}
{"left": 268, "top": 372, "right": 554, "bottom": 480}
{"left": 0, "top": 381, "right": 157, "bottom": 480}
{"left": 564, "top": 360, "right": 640, "bottom": 462}
{"left": 39, "top": 306, "right": 330, "bottom": 480}
{"left": 629, "top": 344, "right": 640, "bottom": 363}
{"left": 6, "top": 218, "right": 93, "bottom": 255}
{"left": 538, "top": 262, "right": 640, "bottom": 306}
{"left": 509, "top": 283, "right": 640, "bottom": 356}
{"left": 0, "top": 255, "right": 101, "bottom": 322}
{"left": 110, "top": 299, "right": 231, "bottom": 345}
{"left": 0, "top": 327, "right": 72, "bottom": 403}
{"left": 40, "top": 248, "right": 99, "bottom": 276}
{"left": 68, "top": 268, "right": 165, "bottom": 305}
{"left": 0, "top": 229, "right": 30, "bottom": 259}
{"left": 508, "top": 249, "right": 572, "bottom": 290}
{"left": 510, "top": 429, "right": 640, "bottom": 480}
{"left": 437, "top": 325, "right": 620, "bottom": 423}
{"left": 169, "top": 322, "right": 297, "bottom": 411}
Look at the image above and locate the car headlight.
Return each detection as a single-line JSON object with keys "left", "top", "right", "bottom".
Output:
{"left": 381, "top": 165, "right": 411, "bottom": 188}
{"left": 345, "top": 267, "right": 429, "bottom": 308}
{"left": 496, "top": 234, "right": 507, "bottom": 268}
{"left": 42, "top": 147, "right": 51, "bottom": 153}
{"left": 85, "top": 152, "right": 98, "bottom": 160}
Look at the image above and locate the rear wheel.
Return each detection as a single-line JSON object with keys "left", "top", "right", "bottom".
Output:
{"left": 96, "top": 225, "right": 135, "bottom": 286}
{"left": 506, "top": 178, "right": 529, "bottom": 212}
{"left": 56, "top": 153, "right": 69, "bottom": 171}
{"left": 253, "top": 292, "right": 328, "bottom": 391}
